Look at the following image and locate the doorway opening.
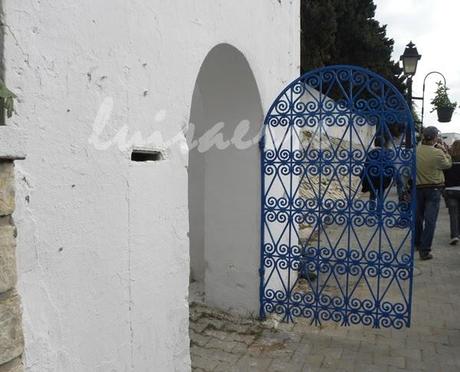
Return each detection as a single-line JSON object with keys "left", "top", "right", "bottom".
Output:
{"left": 188, "top": 44, "right": 263, "bottom": 315}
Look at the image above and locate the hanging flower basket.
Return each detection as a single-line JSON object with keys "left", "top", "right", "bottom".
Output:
{"left": 437, "top": 106, "right": 455, "bottom": 123}
{"left": 431, "top": 81, "right": 457, "bottom": 123}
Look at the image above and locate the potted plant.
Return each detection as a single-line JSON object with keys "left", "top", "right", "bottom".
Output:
{"left": 430, "top": 81, "right": 457, "bottom": 122}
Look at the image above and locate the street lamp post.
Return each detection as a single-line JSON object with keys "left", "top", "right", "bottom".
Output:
{"left": 400, "top": 41, "right": 422, "bottom": 146}
{"left": 420, "top": 71, "right": 447, "bottom": 128}
{"left": 400, "top": 41, "right": 421, "bottom": 76}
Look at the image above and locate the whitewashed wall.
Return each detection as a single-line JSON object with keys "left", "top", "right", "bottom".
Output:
{"left": 3, "top": 0, "right": 300, "bottom": 371}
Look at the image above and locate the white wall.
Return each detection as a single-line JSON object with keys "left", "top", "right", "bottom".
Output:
{"left": 3, "top": 0, "right": 300, "bottom": 371}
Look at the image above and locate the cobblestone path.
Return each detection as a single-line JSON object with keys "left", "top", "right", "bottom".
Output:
{"left": 189, "top": 208, "right": 460, "bottom": 371}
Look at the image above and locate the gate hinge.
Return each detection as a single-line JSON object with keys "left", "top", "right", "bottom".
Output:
{"left": 258, "top": 268, "right": 265, "bottom": 277}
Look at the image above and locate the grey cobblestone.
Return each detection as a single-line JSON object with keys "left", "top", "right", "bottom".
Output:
{"left": 373, "top": 355, "right": 405, "bottom": 369}
{"left": 191, "top": 355, "right": 218, "bottom": 372}
{"left": 353, "top": 362, "right": 388, "bottom": 372}
{"left": 236, "top": 355, "right": 273, "bottom": 371}
{"left": 268, "top": 358, "right": 304, "bottom": 371}
{"left": 212, "top": 361, "right": 240, "bottom": 372}
{"left": 190, "top": 331, "right": 210, "bottom": 347}
{"left": 389, "top": 346, "right": 421, "bottom": 360}
{"left": 190, "top": 319, "right": 211, "bottom": 334}
{"left": 190, "top": 208, "right": 460, "bottom": 371}
{"left": 203, "top": 329, "right": 229, "bottom": 341}
{"left": 206, "top": 339, "right": 238, "bottom": 353}
{"left": 231, "top": 342, "right": 249, "bottom": 355}
{"left": 228, "top": 333, "right": 255, "bottom": 345}
{"left": 244, "top": 345, "right": 262, "bottom": 357}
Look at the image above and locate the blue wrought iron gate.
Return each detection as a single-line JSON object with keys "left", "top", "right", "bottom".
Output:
{"left": 260, "top": 65, "right": 416, "bottom": 329}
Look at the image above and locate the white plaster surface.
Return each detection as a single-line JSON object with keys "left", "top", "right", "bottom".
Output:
{"left": 2, "top": 0, "right": 300, "bottom": 370}
{"left": 0, "top": 126, "right": 26, "bottom": 160}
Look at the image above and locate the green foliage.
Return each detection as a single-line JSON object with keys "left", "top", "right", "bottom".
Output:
{"left": 0, "top": 79, "right": 16, "bottom": 118}
{"left": 301, "top": 0, "right": 405, "bottom": 94}
{"left": 430, "top": 81, "right": 457, "bottom": 112}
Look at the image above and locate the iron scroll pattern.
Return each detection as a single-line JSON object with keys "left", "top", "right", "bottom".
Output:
{"left": 259, "top": 65, "right": 416, "bottom": 329}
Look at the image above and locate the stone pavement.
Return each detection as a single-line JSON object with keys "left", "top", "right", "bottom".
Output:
{"left": 189, "top": 207, "right": 460, "bottom": 371}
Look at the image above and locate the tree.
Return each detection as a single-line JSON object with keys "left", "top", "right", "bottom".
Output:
{"left": 301, "top": 0, "right": 406, "bottom": 94}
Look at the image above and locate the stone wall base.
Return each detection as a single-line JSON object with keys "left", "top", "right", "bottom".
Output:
{"left": 0, "top": 161, "right": 24, "bottom": 372}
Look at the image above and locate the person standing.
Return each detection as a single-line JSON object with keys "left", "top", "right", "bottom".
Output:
{"left": 416, "top": 126, "right": 452, "bottom": 260}
{"left": 361, "top": 136, "right": 394, "bottom": 211}
{"left": 388, "top": 124, "right": 409, "bottom": 203}
{"left": 443, "top": 140, "right": 460, "bottom": 245}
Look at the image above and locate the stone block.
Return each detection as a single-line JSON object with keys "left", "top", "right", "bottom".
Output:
{"left": 0, "top": 162, "right": 15, "bottom": 217}
{"left": 0, "top": 357, "right": 23, "bottom": 372}
{"left": 0, "top": 220, "right": 17, "bottom": 293}
{"left": 0, "top": 291, "right": 24, "bottom": 365}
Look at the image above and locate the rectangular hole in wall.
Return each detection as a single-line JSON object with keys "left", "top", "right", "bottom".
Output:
{"left": 131, "top": 149, "right": 164, "bottom": 162}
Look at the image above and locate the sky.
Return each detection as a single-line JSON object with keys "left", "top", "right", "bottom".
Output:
{"left": 374, "top": 0, "right": 460, "bottom": 133}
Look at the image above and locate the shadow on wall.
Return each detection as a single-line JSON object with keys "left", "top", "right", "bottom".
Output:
{"left": 188, "top": 43, "right": 263, "bottom": 315}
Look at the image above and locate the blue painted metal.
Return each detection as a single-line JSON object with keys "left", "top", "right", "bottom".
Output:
{"left": 259, "top": 65, "right": 416, "bottom": 329}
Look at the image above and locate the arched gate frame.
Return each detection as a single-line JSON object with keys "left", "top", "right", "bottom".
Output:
{"left": 259, "top": 65, "right": 416, "bottom": 328}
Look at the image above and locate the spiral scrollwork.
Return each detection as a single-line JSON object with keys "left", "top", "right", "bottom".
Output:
{"left": 261, "top": 65, "right": 415, "bottom": 329}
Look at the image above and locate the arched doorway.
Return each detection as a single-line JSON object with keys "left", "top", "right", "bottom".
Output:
{"left": 188, "top": 44, "right": 263, "bottom": 314}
